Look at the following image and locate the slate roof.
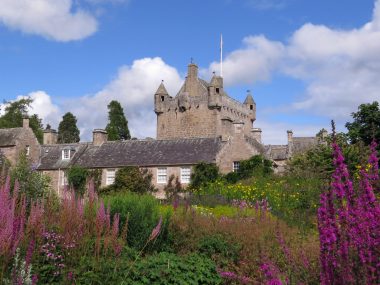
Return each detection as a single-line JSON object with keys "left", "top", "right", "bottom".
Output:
{"left": 265, "top": 145, "right": 289, "bottom": 160}
{"left": 38, "top": 137, "right": 224, "bottom": 170}
{"left": 292, "top": 137, "right": 319, "bottom": 155}
{"left": 0, "top": 128, "right": 25, "bottom": 146}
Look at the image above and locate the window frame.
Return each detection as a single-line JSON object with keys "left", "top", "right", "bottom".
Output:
{"left": 106, "top": 169, "right": 116, "bottom": 186}
{"left": 25, "top": 145, "right": 30, "bottom": 156}
{"left": 62, "top": 149, "right": 70, "bottom": 160}
{"left": 180, "top": 167, "right": 191, "bottom": 184}
{"left": 233, "top": 161, "right": 240, "bottom": 173}
{"left": 61, "top": 171, "right": 68, "bottom": 186}
{"left": 157, "top": 167, "right": 167, "bottom": 184}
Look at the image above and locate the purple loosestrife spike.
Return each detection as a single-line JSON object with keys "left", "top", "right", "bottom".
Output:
{"left": 25, "top": 239, "right": 35, "bottom": 271}
{"left": 148, "top": 216, "right": 162, "bottom": 242}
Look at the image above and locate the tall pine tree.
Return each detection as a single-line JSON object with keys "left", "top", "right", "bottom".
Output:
{"left": 105, "top": 100, "right": 131, "bottom": 141}
{"left": 58, "top": 112, "right": 80, "bottom": 143}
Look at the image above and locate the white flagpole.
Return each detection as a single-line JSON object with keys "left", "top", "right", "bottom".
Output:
{"left": 220, "top": 34, "right": 223, "bottom": 77}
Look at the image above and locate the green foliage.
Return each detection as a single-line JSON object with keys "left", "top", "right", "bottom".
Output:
{"left": 105, "top": 100, "right": 131, "bottom": 141}
{"left": 104, "top": 193, "right": 171, "bottom": 251}
{"left": 104, "top": 166, "right": 156, "bottom": 194}
{"left": 197, "top": 234, "right": 241, "bottom": 267}
{"left": 164, "top": 174, "right": 183, "bottom": 200}
{"left": 11, "top": 152, "right": 51, "bottom": 203}
{"left": 57, "top": 112, "right": 80, "bottom": 143}
{"left": 189, "top": 162, "right": 220, "bottom": 190}
{"left": 240, "top": 155, "right": 273, "bottom": 178}
{"left": 67, "top": 166, "right": 89, "bottom": 197}
{"left": 0, "top": 98, "right": 44, "bottom": 143}
{"left": 88, "top": 169, "right": 102, "bottom": 192}
{"left": 126, "top": 252, "right": 222, "bottom": 285}
{"left": 346, "top": 101, "right": 380, "bottom": 145}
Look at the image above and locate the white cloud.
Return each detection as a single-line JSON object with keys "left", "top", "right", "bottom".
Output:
{"left": 207, "top": 0, "right": 380, "bottom": 128}
{"left": 67, "top": 57, "right": 183, "bottom": 140}
{"left": 204, "top": 35, "right": 284, "bottom": 85}
{"left": 0, "top": 0, "right": 97, "bottom": 41}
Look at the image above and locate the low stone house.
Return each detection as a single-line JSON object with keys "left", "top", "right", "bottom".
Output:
{"left": 0, "top": 118, "right": 40, "bottom": 166}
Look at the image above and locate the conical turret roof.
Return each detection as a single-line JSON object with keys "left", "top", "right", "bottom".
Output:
{"left": 244, "top": 91, "right": 255, "bottom": 105}
{"left": 155, "top": 81, "right": 169, "bottom": 95}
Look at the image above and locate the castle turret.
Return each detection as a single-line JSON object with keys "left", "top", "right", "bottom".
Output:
{"left": 244, "top": 90, "right": 256, "bottom": 123}
{"left": 154, "top": 81, "right": 170, "bottom": 114}
{"left": 208, "top": 73, "right": 223, "bottom": 109}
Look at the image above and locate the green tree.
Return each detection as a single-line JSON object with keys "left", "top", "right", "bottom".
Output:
{"left": 106, "top": 166, "right": 156, "bottom": 194}
{"left": 58, "top": 112, "right": 80, "bottom": 143}
{"left": 189, "top": 162, "right": 220, "bottom": 190}
{"left": 346, "top": 101, "right": 380, "bottom": 145}
{"left": 164, "top": 174, "right": 183, "bottom": 200}
{"left": 0, "top": 98, "right": 44, "bottom": 143}
{"left": 67, "top": 166, "right": 89, "bottom": 197}
{"left": 105, "top": 100, "right": 131, "bottom": 141}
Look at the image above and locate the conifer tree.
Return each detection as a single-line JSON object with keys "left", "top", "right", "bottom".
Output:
{"left": 105, "top": 100, "right": 131, "bottom": 141}
{"left": 57, "top": 112, "right": 80, "bottom": 143}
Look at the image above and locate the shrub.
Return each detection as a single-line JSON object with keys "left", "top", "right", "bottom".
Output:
{"left": 104, "top": 166, "right": 156, "bottom": 194}
{"left": 189, "top": 162, "right": 220, "bottom": 190}
{"left": 67, "top": 166, "right": 89, "bottom": 197}
{"left": 163, "top": 175, "right": 183, "bottom": 201}
{"left": 126, "top": 252, "right": 222, "bottom": 285}
{"left": 104, "top": 193, "right": 171, "bottom": 251}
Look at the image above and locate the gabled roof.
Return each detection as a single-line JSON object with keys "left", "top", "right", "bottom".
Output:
{"left": 292, "top": 137, "right": 319, "bottom": 155}
{"left": 0, "top": 128, "right": 25, "bottom": 146}
{"left": 265, "top": 145, "right": 289, "bottom": 160}
{"left": 38, "top": 137, "right": 224, "bottom": 170}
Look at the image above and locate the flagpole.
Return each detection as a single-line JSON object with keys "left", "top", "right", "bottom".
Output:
{"left": 220, "top": 34, "right": 223, "bottom": 77}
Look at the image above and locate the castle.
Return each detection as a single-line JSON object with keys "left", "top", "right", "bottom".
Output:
{"left": 0, "top": 61, "right": 322, "bottom": 197}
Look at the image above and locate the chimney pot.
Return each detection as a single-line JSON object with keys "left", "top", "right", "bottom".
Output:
{"left": 93, "top": 129, "right": 108, "bottom": 146}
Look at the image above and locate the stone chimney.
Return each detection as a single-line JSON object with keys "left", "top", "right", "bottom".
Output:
{"left": 43, "top": 129, "right": 58, "bottom": 145}
{"left": 251, "top": 128, "right": 262, "bottom": 143}
{"left": 187, "top": 63, "right": 198, "bottom": 80}
{"left": 93, "top": 129, "right": 108, "bottom": 146}
{"left": 22, "top": 117, "right": 29, "bottom": 128}
{"left": 287, "top": 130, "right": 293, "bottom": 144}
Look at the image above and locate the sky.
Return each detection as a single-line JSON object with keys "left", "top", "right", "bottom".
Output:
{"left": 0, "top": 0, "right": 379, "bottom": 144}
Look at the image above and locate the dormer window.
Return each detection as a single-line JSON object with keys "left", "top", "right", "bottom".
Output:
{"left": 216, "top": 88, "right": 220, "bottom": 94}
{"left": 62, "top": 149, "right": 70, "bottom": 160}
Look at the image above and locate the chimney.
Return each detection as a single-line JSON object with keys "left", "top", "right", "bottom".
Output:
{"left": 43, "top": 129, "right": 58, "bottom": 145}
{"left": 22, "top": 117, "right": 29, "bottom": 129}
{"left": 251, "top": 128, "right": 262, "bottom": 143}
{"left": 287, "top": 130, "right": 293, "bottom": 144}
{"left": 93, "top": 129, "right": 108, "bottom": 146}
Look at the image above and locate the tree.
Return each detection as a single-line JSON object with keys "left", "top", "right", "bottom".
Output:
{"left": 0, "top": 98, "right": 44, "bottom": 143}
{"left": 107, "top": 166, "right": 156, "bottom": 194}
{"left": 67, "top": 166, "right": 89, "bottom": 197}
{"left": 164, "top": 174, "right": 183, "bottom": 200}
{"left": 189, "top": 162, "right": 220, "bottom": 190}
{"left": 346, "top": 101, "right": 380, "bottom": 145}
{"left": 58, "top": 112, "right": 80, "bottom": 143}
{"left": 105, "top": 100, "right": 131, "bottom": 141}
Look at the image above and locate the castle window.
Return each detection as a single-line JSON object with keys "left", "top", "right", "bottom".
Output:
{"left": 180, "top": 167, "right": 191, "bottom": 184}
{"left": 233, "top": 161, "right": 240, "bottom": 172}
{"left": 62, "top": 149, "right": 70, "bottom": 160}
{"left": 216, "top": 88, "right": 220, "bottom": 94}
{"left": 250, "top": 105, "right": 253, "bottom": 110}
{"left": 106, "top": 169, "right": 116, "bottom": 185}
{"left": 157, "top": 167, "right": 167, "bottom": 184}
{"left": 161, "top": 96, "right": 165, "bottom": 102}
{"left": 26, "top": 145, "right": 30, "bottom": 156}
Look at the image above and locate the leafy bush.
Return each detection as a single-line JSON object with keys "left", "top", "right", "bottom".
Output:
{"left": 163, "top": 174, "right": 183, "bottom": 201}
{"left": 11, "top": 152, "right": 51, "bottom": 203}
{"left": 126, "top": 252, "right": 222, "bottom": 285}
{"left": 103, "top": 166, "right": 156, "bottom": 194}
{"left": 67, "top": 165, "right": 88, "bottom": 196}
{"left": 189, "top": 162, "right": 220, "bottom": 190}
{"left": 197, "top": 234, "right": 241, "bottom": 267}
{"left": 104, "top": 193, "right": 171, "bottom": 251}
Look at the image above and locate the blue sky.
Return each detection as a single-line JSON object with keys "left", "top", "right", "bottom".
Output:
{"left": 1, "top": 0, "right": 379, "bottom": 144}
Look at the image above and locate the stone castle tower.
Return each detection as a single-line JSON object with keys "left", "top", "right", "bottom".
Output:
{"left": 154, "top": 62, "right": 262, "bottom": 142}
